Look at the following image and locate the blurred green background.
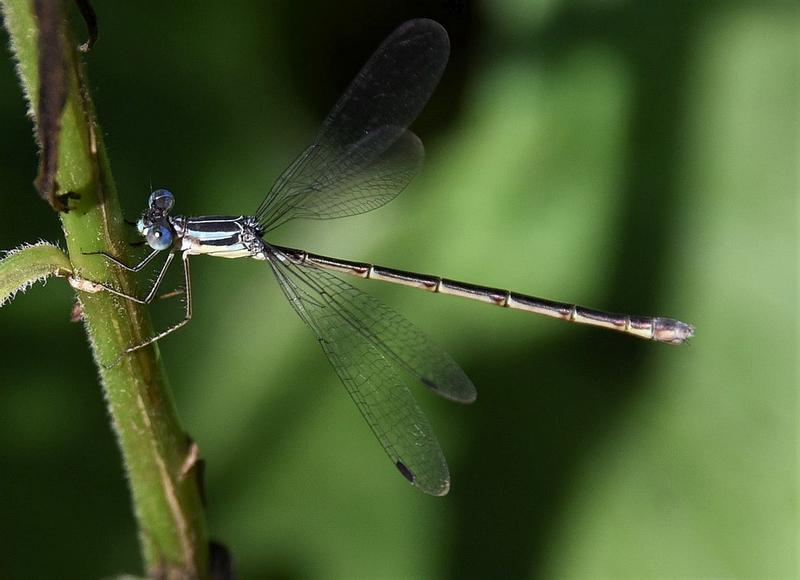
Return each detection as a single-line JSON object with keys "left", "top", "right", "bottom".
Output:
{"left": 0, "top": 1, "right": 796, "bottom": 578}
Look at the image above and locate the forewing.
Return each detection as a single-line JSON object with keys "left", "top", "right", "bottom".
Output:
{"left": 256, "top": 19, "right": 449, "bottom": 231}
{"left": 260, "top": 129, "right": 424, "bottom": 231}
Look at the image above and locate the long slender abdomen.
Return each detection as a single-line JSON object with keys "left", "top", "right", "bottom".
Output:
{"left": 271, "top": 244, "right": 694, "bottom": 344}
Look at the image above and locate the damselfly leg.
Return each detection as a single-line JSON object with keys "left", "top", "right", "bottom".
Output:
{"left": 87, "top": 249, "right": 192, "bottom": 353}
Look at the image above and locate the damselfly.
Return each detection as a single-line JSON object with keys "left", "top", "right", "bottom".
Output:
{"left": 90, "top": 19, "right": 693, "bottom": 495}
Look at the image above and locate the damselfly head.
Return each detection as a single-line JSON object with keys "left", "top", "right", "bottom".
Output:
{"left": 138, "top": 188, "right": 177, "bottom": 250}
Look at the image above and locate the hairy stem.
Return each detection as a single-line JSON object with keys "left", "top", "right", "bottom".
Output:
{"left": 1, "top": 1, "right": 210, "bottom": 577}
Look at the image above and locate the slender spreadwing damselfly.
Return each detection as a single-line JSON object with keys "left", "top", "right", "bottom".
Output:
{"left": 87, "top": 19, "right": 694, "bottom": 495}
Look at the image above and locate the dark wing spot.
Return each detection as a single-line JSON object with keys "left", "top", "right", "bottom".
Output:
{"left": 395, "top": 461, "right": 415, "bottom": 483}
{"left": 421, "top": 376, "right": 439, "bottom": 390}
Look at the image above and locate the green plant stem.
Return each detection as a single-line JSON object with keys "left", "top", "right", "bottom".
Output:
{"left": 1, "top": 1, "right": 210, "bottom": 577}
{"left": 0, "top": 242, "right": 71, "bottom": 305}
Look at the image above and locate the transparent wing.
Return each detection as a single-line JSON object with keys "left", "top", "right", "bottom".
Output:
{"left": 256, "top": 19, "right": 449, "bottom": 232}
{"left": 269, "top": 249, "right": 477, "bottom": 402}
{"left": 260, "top": 129, "right": 424, "bottom": 232}
{"left": 267, "top": 249, "right": 475, "bottom": 495}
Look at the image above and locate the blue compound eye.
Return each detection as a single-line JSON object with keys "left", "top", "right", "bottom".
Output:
{"left": 148, "top": 188, "right": 174, "bottom": 212}
{"left": 145, "top": 225, "right": 173, "bottom": 250}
